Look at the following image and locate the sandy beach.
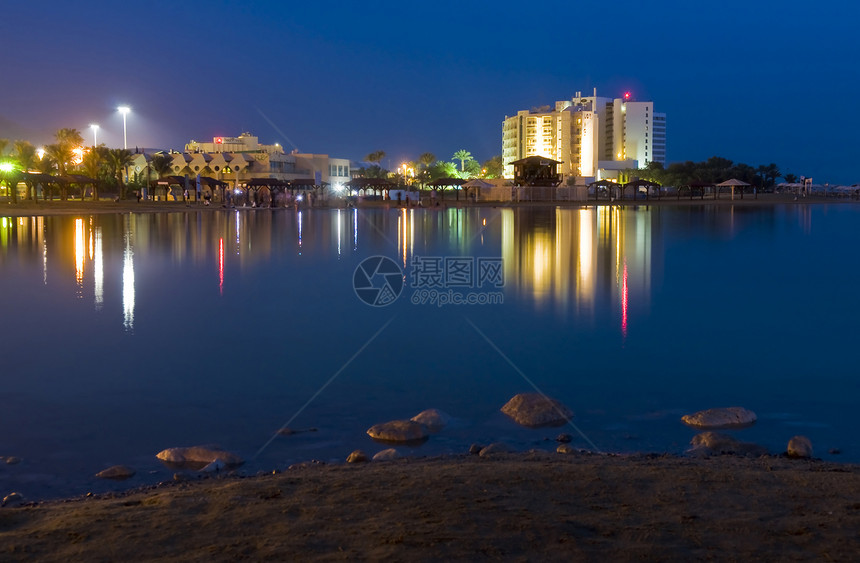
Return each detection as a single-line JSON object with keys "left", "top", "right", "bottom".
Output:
{"left": 2, "top": 452, "right": 859, "bottom": 561}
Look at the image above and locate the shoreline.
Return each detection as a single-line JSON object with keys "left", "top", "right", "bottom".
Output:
{"left": 2, "top": 193, "right": 858, "bottom": 217}
{"left": 2, "top": 452, "right": 858, "bottom": 560}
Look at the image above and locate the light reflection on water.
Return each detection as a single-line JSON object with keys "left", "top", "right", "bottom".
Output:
{"left": 0, "top": 204, "right": 859, "bottom": 500}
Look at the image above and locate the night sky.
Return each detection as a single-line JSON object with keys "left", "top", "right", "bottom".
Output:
{"left": 1, "top": 1, "right": 857, "bottom": 183}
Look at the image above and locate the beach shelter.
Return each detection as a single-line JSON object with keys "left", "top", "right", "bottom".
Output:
{"left": 587, "top": 179, "right": 617, "bottom": 201}
{"left": 716, "top": 178, "right": 751, "bottom": 200}
{"left": 461, "top": 178, "right": 494, "bottom": 202}
{"left": 344, "top": 177, "right": 393, "bottom": 198}
{"left": 429, "top": 177, "right": 466, "bottom": 200}
{"left": 685, "top": 181, "right": 714, "bottom": 200}
{"left": 622, "top": 179, "right": 662, "bottom": 201}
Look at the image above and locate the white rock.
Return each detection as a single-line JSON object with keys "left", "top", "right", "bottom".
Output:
{"left": 479, "top": 442, "right": 514, "bottom": 457}
{"left": 156, "top": 446, "right": 243, "bottom": 468}
{"left": 501, "top": 393, "right": 573, "bottom": 428}
{"left": 366, "top": 420, "right": 429, "bottom": 443}
{"left": 199, "top": 459, "right": 226, "bottom": 473}
{"left": 95, "top": 465, "right": 136, "bottom": 480}
{"left": 688, "top": 431, "right": 768, "bottom": 457}
{"left": 410, "top": 409, "right": 450, "bottom": 433}
{"left": 372, "top": 448, "right": 399, "bottom": 461}
{"left": 2, "top": 492, "right": 25, "bottom": 507}
{"left": 787, "top": 435, "right": 813, "bottom": 459}
{"left": 681, "top": 407, "right": 757, "bottom": 429}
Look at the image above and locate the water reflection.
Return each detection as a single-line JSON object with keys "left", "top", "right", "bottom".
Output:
{"left": 0, "top": 205, "right": 830, "bottom": 336}
{"left": 122, "top": 216, "right": 135, "bottom": 331}
{"left": 94, "top": 226, "right": 104, "bottom": 310}
{"left": 499, "top": 206, "right": 656, "bottom": 331}
{"left": 74, "top": 218, "right": 84, "bottom": 297}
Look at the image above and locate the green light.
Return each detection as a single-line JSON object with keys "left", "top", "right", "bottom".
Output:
{"left": 0, "top": 162, "right": 15, "bottom": 173}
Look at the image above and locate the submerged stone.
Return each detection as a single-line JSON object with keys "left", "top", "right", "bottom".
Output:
{"left": 787, "top": 436, "right": 813, "bottom": 459}
{"left": 410, "top": 409, "right": 450, "bottom": 433}
{"left": 372, "top": 448, "right": 399, "bottom": 461}
{"left": 681, "top": 407, "right": 757, "bottom": 429}
{"left": 95, "top": 465, "right": 136, "bottom": 480}
{"left": 479, "top": 443, "right": 514, "bottom": 457}
{"left": 366, "top": 420, "right": 429, "bottom": 443}
{"left": 156, "top": 446, "right": 243, "bottom": 470}
{"left": 501, "top": 393, "right": 573, "bottom": 428}
{"left": 688, "top": 431, "right": 768, "bottom": 457}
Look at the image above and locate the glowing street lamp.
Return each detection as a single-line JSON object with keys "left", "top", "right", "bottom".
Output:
{"left": 90, "top": 124, "right": 99, "bottom": 147}
{"left": 118, "top": 106, "right": 130, "bottom": 149}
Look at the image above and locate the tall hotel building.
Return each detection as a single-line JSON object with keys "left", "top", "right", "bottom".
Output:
{"left": 502, "top": 89, "right": 666, "bottom": 181}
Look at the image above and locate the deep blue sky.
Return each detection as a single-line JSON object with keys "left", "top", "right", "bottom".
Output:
{"left": 1, "top": 1, "right": 857, "bottom": 183}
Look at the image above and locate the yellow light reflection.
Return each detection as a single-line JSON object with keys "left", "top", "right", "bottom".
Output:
{"left": 74, "top": 218, "right": 84, "bottom": 296}
{"left": 219, "top": 237, "right": 224, "bottom": 295}
{"left": 122, "top": 222, "right": 135, "bottom": 331}
{"left": 94, "top": 227, "right": 103, "bottom": 310}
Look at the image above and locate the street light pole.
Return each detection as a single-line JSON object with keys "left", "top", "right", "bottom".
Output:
{"left": 90, "top": 124, "right": 99, "bottom": 147}
{"left": 118, "top": 106, "right": 130, "bottom": 149}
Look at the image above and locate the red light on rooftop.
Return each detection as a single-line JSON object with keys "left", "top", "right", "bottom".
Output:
{"left": 215, "top": 137, "right": 223, "bottom": 144}
{"left": 624, "top": 91, "right": 631, "bottom": 100}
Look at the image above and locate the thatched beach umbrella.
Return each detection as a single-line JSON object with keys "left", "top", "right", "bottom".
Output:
{"left": 716, "top": 178, "right": 750, "bottom": 200}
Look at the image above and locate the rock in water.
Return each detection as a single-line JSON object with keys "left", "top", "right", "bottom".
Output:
{"left": 681, "top": 407, "right": 757, "bottom": 429}
{"left": 556, "top": 444, "right": 577, "bottom": 454}
{"left": 372, "top": 448, "right": 399, "bottom": 461}
{"left": 199, "top": 459, "right": 226, "bottom": 473}
{"left": 2, "top": 492, "right": 25, "bottom": 507}
{"left": 787, "top": 436, "right": 813, "bottom": 459}
{"left": 479, "top": 443, "right": 514, "bottom": 457}
{"left": 500, "top": 393, "right": 573, "bottom": 428}
{"left": 156, "top": 446, "right": 243, "bottom": 469}
{"left": 410, "top": 409, "right": 450, "bottom": 433}
{"left": 366, "top": 420, "right": 429, "bottom": 443}
{"left": 95, "top": 465, "right": 136, "bottom": 480}
{"left": 346, "top": 450, "right": 368, "bottom": 463}
{"left": 688, "top": 432, "right": 768, "bottom": 457}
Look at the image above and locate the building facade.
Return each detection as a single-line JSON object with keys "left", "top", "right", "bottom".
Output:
{"left": 502, "top": 90, "right": 666, "bottom": 182}
{"left": 178, "top": 132, "right": 350, "bottom": 188}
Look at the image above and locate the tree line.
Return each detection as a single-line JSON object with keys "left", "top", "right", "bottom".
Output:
{"left": 635, "top": 157, "right": 794, "bottom": 189}
{"left": 357, "top": 149, "right": 504, "bottom": 186}
{"left": 0, "top": 128, "right": 139, "bottom": 203}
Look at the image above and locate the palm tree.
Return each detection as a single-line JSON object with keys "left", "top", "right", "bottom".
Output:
{"left": 105, "top": 148, "right": 135, "bottom": 199}
{"left": 13, "top": 141, "right": 37, "bottom": 201}
{"left": 35, "top": 151, "right": 56, "bottom": 201}
{"left": 419, "top": 152, "right": 436, "bottom": 168}
{"left": 765, "top": 163, "right": 781, "bottom": 188}
{"left": 365, "top": 150, "right": 386, "bottom": 167}
{"left": 0, "top": 139, "right": 20, "bottom": 203}
{"left": 81, "top": 147, "right": 105, "bottom": 201}
{"left": 452, "top": 149, "right": 473, "bottom": 172}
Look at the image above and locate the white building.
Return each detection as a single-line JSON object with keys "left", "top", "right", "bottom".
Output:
{"left": 502, "top": 89, "right": 666, "bottom": 182}
{"left": 177, "top": 132, "right": 351, "bottom": 188}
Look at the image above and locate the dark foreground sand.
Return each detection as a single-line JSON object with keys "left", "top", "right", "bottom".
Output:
{"left": 2, "top": 453, "right": 859, "bottom": 561}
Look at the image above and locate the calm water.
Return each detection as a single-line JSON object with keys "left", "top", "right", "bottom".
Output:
{"left": 1, "top": 204, "right": 858, "bottom": 500}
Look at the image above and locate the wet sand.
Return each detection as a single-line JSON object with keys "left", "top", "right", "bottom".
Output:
{"left": 2, "top": 452, "right": 858, "bottom": 561}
